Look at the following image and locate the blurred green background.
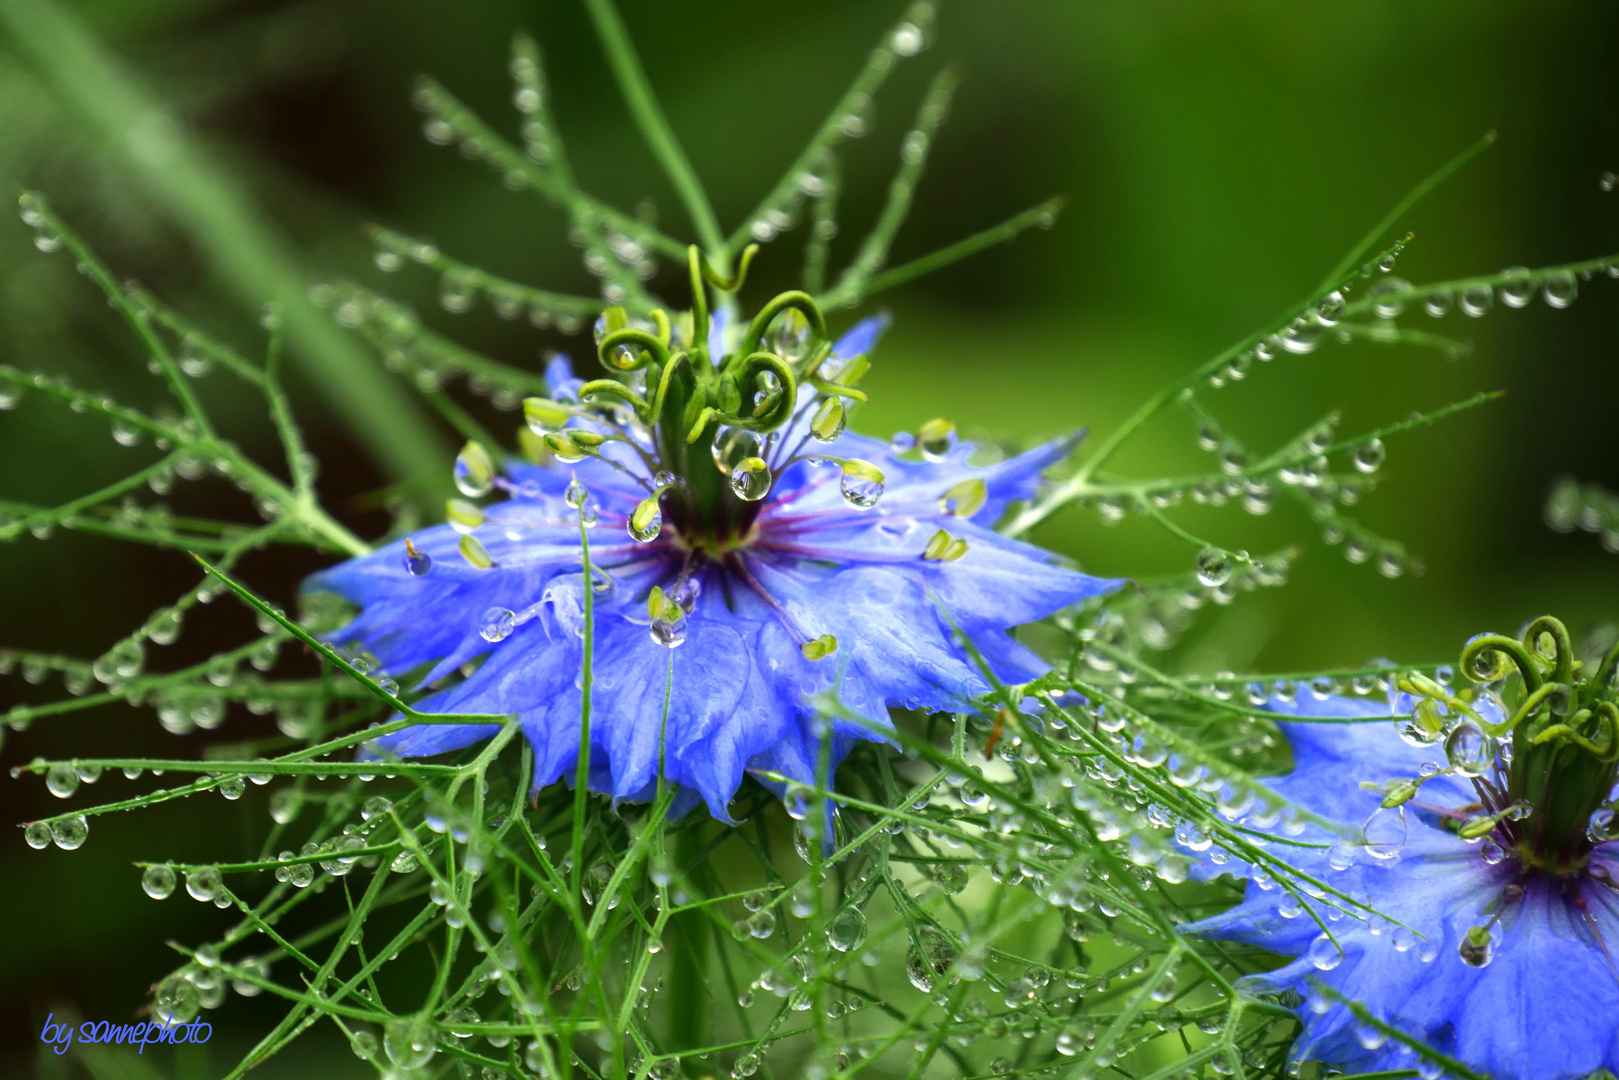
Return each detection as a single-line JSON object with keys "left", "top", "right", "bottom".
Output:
{"left": 1, "top": 0, "right": 1616, "bottom": 1073}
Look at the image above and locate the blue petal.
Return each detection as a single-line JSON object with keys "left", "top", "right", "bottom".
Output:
{"left": 833, "top": 313, "right": 891, "bottom": 360}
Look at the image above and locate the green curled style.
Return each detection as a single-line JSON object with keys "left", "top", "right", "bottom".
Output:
{"left": 577, "top": 378, "right": 649, "bottom": 413}
{"left": 1524, "top": 615, "right": 1576, "bottom": 687}
{"left": 1531, "top": 701, "right": 1619, "bottom": 763}
{"left": 597, "top": 327, "right": 670, "bottom": 373}
{"left": 736, "top": 290, "right": 827, "bottom": 366}
{"left": 698, "top": 243, "right": 758, "bottom": 294}
{"left": 1460, "top": 633, "right": 1545, "bottom": 693}
{"left": 729, "top": 352, "right": 797, "bottom": 430}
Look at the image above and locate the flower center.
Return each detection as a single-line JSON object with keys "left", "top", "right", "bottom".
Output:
{"left": 513, "top": 245, "right": 889, "bottom": 548}
{"left": 1391, "top": 617, "right": 1619, "bottom": 874}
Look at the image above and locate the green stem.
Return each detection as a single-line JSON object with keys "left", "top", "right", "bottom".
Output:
{"left": 667, "top": 823, "right": 710, "bottom": 1075}
{"left": 582, "top": 0, "right": 728, "bottom": 271}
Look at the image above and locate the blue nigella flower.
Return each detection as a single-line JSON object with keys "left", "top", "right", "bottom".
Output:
{"left": 1182, "top": 619, "right": 1619, "bottom": 1080}
{"left": 309, "top": 277, "right": 1120, "bottom": 822}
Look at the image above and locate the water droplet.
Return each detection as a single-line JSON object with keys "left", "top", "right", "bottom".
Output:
{"left": 153, "top": 974, "right": 201, "bottom": 1026}
{"left": 142, "top": 864, "right": 176, "bottom": 899}
{"left": 453, "top": 441, "right": 495, "bottom": 498}
{"left": 219, "top": 776, "right": 246, "bottom": 801}
{"left": 1460, "top": 285, "right": 1494, "bottom": 317}
{"left": 565, "top": 478, "right": 589, "bottom": 509}
{"left": 905, "top": 927, "right": 957, "bottom": 992}
{"left": 1351, "top": 438, "right": 1386, "bottom": 474}
{"left": 711, "top": 426, "right": 762, "bottom": 474}
{"left": 768, "top": 307, "right": 812, "bottom": 362}
{"left": 810, "top": 397, "right": 846, "bottom": 443}
{"left": 1306, "top": 934, "right": 1343, "bottom": 971}
{"left": 1588, "top": 807, "right": 1617, "bottom": 844}
{"left": 446, "top": 499, "right": 485, "bottom": 535}
{"left": 629, "top": 494, "right": 664, "bottom": 542}
{"left": 1444, "top": 722, "right": 1490, "bottom": 777}
{"left": 840, "top": 460, "right": 884, "bottom": 509}
{"left": 746, "top": 909, "right": 777, "bottom": 938}
{"left": 24, "top": 821, "right": 50, "bottom": 849}
{"left": 384, "top": 1016, "right": 438, "bottom": 1069}
{"left": 730, "top": 457, "right": 772, "bottom": 501}
{"left": 1543, "top": 270, "right": 1578, "bottom": 309}
{"left": 479, "top": 607, "right": 516, "bottom": 643}
{"left": 1369, "top": 277, "right": 1413, "bottom": 318}
{"left": 523, "top": 397, "right": 569, "bottom": 435}
{"left": 1499, "top": 268, "right": 1533, "bottom": 309}
{"left": 186, "top": 865, "right": 222, "bottom": 902}
{"left": 827, "top": 908, "right": 867, "bottom": 952}
{"left": 46, "top": 763, "right": 79, "bottom": 798}
{"left": 1458, "top": 926, "right": 1494, "bottom": 968}
{"left": 49, "top": 813, "right": 88, "bottom": 850}
{"left": 916, "top": 418, "right": 958, "bottom": 462}
{"left": 651, "top": 609, "right": 687, "bottom": 649}
{"left": 1361, "top": 806, "right": 1406, "bottom": 859}
{"left": 1195, "top": 547, "right": 1232, "bottom": 587}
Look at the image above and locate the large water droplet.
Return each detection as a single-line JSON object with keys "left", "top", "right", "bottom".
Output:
{"left": 153, "top": 974, "right": 201, "bottom": 1026}
{"left": 1499, "top": 268, "right": 1533, "bottom": 309}
{"left": 917, "top": 418, "right": 957, "bottom": 462}
{"left": 1459, "top": 285, "right": 1494, "bottom": 317}
{"left": 651, "top": 611, "right": 687, "bottom": 649}
{"left": 1306, "top": 933, "right": 1343, "bottom": 971}
{"left": 24, "top": 821, "right": 51, "bottom": 849}
{"left": 1353, "top": 438, "right": 1386, "bottom": 474}
{"left": 1195, "top": 547, "right": 1232, "bottom": 587}
{"left": 479, "top": 607, "right": 516, "bottom": 643}
{"left": 1458, "top": 926, "right": 1494, "bottom": 968}
{"left": 730, "top": 457, "right": 772, "bottom": 501}
{"left": 906, "top": 927, "right": 957, "bottom": 992}
{"left": 384, "top": 1016, "right": 438, "bottom": 1069}
{"left": 827, "top": 908, "right": 867, "bottom": 953}
{"left": 453, "top": 441, "right": 495, "bottom": 498}
{"left": 186, "top": 865, "right": 222, "bottom": 902}
{"left": 629, "top": 494, "right": 664, "bottom": 542}
{"left": 711, "top": 426, "right": 761, "bottom": 477}
{"left": 1543, "top": 270, "right": 1578, "bottom": 309}
{"left": 840, "top": 461, "right": 884, "bottom": 509}
{"left": 1361, "top": 806, "right": 1406, "bottom": 859}
{"left": 1444, "top": 722, "right": 1491, "bottom": 777}
{"left": 810, "top": 397, "right": 846, "bottom": 443}
{"left": 142, "top": 864, "right": 176, "bottom": 899}
{"left": 767, "top": 307, "right": 811, "bottom": 362}
{"left": 46, "top": 763, "right": 79, "bottom": 799}
{"left": 50, "top": 814, "right": 88, "bottom": 850}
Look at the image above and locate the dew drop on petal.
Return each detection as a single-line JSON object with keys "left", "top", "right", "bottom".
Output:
{"left": 840, "top": 461, "right": 884, "bottom": 509}
{"left": 403, "top": 541, "right": 432, "bottom": 577}
{"left": 479, "top": 607, "right": 516, "bottom": 643}
{"left": 1588, "top": 807, "right": 1616, "bottom": 844}
{"left": 1361, "top": 806, "right": 1407, "bottom": 859}
{"left": 1306, "top": 934, "right": 1343, "bottom": 971}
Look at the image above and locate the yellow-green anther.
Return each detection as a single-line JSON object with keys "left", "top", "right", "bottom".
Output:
{"left": 841, "top": 458, "right": 884, "bottom": 484}
{"left": 811, "top": 396, "right": 847, "bottom": 442}
{"left": 571, "top": 431, "right": 608, "bottom": 450}
{"left": 1411, "top": 699, "right": 1446, "bottom": 741}
{"left": 835, "top": 355, "right": 870, "bottom": 386}
{"left": 629, "top": 494, "right": 664, "bottom": 543}
{"left": 454, "top": 440, "right": 495, "bottom": 498}
{"left": 922, "top": 529, "right": 969, "bottom": 562}
{"left": 1381, "top": 779, "right": 1420, "bottom": 808}
{"left": 517, "top": 426, "right": 548, "bottom": 464}
{"left": 523, "top": 397, "right": 570, "bottom": 436}
{"left": 544, "top": 432, "right": 584, "bottom": 462}
{"left": 800, "top": 634, "right": 838, "bottom": 661}
{"left": 459, "top": 534, "right": 495, "bottom": 569}
{"left": 446, "top": 499, "right": 485, "bottom": 533}
{"left": 647, "top": 585, "right": 681, "bottom": 623}
{"left": 940, "top": 477, "right": 987, "bottom": 518}
{"left": 917, "top": 418, "right": 956, "bottom": 458}
{"left": 1458, "top": 815, "right": 1501, "bottom": 841}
